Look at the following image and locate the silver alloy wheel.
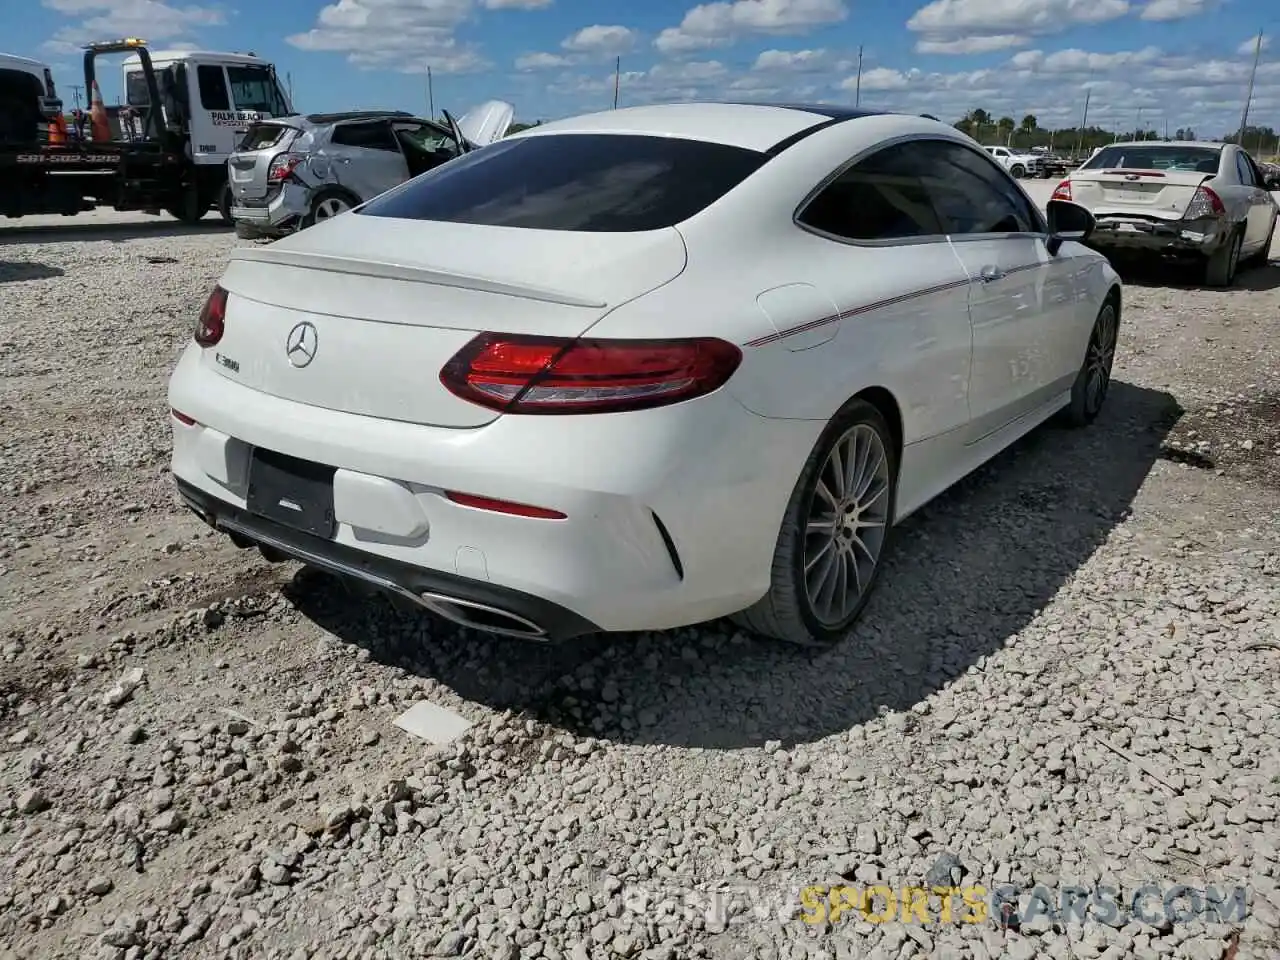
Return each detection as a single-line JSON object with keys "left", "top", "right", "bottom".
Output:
{"left": 314, "top": 196, "right": 350, "bottom": 220}
{"left": 1085, "top": 304, "right": 1117, "bottom": 416}
{"left": 803, "top": 423, "right": 891, "bottom": 626}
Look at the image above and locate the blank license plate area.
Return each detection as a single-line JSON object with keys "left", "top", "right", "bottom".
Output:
{"left": 246, "top": 448, "right": 336, "bottom": 538}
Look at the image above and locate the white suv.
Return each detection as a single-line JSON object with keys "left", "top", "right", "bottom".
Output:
{"left": 983, "top": 145, "right": 1044, "bottom": 179}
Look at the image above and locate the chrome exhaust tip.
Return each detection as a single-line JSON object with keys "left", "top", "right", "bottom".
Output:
{"left": 416, "top": 591, "right": 549, "bottom": 641}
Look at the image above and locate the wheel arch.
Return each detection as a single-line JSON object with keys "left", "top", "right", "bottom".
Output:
{"left": 850, "top": 385, "right": 903, "bottom": 464}
{"left": 313, "top": 183, "right": 363, "bottom": 208}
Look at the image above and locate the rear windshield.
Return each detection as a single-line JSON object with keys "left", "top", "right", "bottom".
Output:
{"left": 1082, "top": 145, "right": 1222, "bottom": 173}
{"left": 238, "top": 122, "right": 292, "bottom": 151}
{"left": 357, "top": 133, "right": 769, "bottom": 232}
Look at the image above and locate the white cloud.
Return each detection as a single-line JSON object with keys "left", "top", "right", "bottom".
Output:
{"left": 515, "top": 51, "right": 573, "bottom": 70}
{"left": 538, "top": 45, "right": 1280, "bottom": 139}
{"left": 842, "top": 66, "right": 913, "bottom": 91}
{"left": 915, "top": 34, "right": 1029, "bottom": 55}
{"left": 285, "top": 0, "right": 490, "bottom": 75}
{"left": 1237, "top": 34, "right": 1269, "bottom": 57}
{"left": 1011, "top": 45, "right": 1162, "bottom": 73}
{"left": 561, "top": 25, "right": 638, "bottom": 55}
{"left": 752, "top": 48, "right": 829, "bottom": 71}
{"left": 655, "top": 0, "right": 848, "bottom": 55}
{"left": 41, "top": 0, "right": 225, "bottom": 53}
{"left": 907, "top": 0, "right": 1131, "bottom": 52}
{"left": 1139, "top": 0, "right": 1213, "bottom": 21}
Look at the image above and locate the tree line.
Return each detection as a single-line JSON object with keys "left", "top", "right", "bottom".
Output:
{"left": 953, "top": 109, "right": 1279, "bottom": 158}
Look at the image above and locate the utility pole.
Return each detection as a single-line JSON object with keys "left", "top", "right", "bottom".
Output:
{"left": 1074, "top": 88, "right": 1090, "bottom": 159}
{"left": 613, "top": 56, "right": 620, "bottom": 109}
{"left": 1237, "top": 28, "right": 1263, "bottom": 145}
{"left": 286, "top": 72, "right": 293, "bottom": 106}
{"left": 427, "top": 66, "right": 435, "bottom": 120}
{"left": 69, "top": 84, "right": 83, "bottom": 110}
{"left": 854, "top": 45, "right": 863, "bottom": 107}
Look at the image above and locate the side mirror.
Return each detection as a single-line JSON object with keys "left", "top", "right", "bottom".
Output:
{"left": 1045, "top": 198, "right": 1095, "bottom": 255}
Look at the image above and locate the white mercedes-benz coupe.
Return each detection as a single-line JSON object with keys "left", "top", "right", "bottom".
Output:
{"left": 167, "top": 102, "right": 1121, "bottom": 647}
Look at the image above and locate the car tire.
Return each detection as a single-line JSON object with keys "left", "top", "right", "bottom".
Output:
{"left": 1059, "top": 298, "right": 1119, "bottom": 428}
{"left": 1203, "top": 229, "right": 1242, "bottom": 287}
{"left": 1010, "top": 164, "right": 1025, "bottom": 179}
{"left": 217, "top": 182, "right": 234, "bottom": 225}
{"left": 732, "top": 398, "right": 898, "bottom": 648}
{"left": 301, "top": 188, "right": 359, "bottom": 229}
{"left": 164, "top": 184, "right": 208, "bottom": 225}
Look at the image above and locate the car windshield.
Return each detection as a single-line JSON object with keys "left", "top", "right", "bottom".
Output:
{"left": 357, "top": 132, "right": 770, "bottom": 232}
{"left": 1082, "top": 145, "right": 1222, "bottom": 173}
{"left": 226, "top": 65, "right": 289, "bottom": 115}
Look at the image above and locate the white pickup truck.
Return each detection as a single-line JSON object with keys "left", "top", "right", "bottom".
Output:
{"left": 982, "top": 145, "right": 1045, "bottom": 179}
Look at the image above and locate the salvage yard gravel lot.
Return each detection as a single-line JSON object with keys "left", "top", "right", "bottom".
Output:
{"left": 1, "top": 189, "right": 1278, "bottom": 960}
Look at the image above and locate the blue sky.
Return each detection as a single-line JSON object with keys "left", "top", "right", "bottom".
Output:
{"left": 11, "top": 0, "right": 1279, "bottom": 139}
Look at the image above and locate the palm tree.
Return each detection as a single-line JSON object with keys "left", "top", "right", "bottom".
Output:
{"left": 996, "top": 116, "right": 1016, "bottom": 144}
{"left": 1018, "top": 114, "right": 1037, "bottom": 145}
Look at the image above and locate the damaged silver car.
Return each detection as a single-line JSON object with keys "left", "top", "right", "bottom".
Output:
{"left": 226, "top": 100, "right": 514, "bottom": 239}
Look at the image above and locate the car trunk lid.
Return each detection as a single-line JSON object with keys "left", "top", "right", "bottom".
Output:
{"left": 205, "top": 214, "right": 688, "bottom": 428}
{"left": 228, "top": 121, "right": 298, "bottom": 201}
{"left": 1068, "top": 168, "right": 1213, "bottom": 221}
{"left": 445, "top": 99, "right": 514, "bottom": 152}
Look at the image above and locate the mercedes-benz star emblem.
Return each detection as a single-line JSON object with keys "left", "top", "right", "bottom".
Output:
{"left": 285, "top": 321, "right": 318, "bottom": 368}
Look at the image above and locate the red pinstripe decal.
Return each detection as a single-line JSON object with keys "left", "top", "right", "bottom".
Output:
{"left": 745, "top": 262, "right": 1047, "bottom": 348}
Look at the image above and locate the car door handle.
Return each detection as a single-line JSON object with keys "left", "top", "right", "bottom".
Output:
{"left": 979, "top": 265, "right": 1006, "bottom": 283}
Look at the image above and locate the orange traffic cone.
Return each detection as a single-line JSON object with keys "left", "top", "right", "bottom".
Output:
{"left": 90, "top": 81, "right": 111, "bottom": 142}
{"left": 48, "top": 112, "right": 68, "bottom": 145}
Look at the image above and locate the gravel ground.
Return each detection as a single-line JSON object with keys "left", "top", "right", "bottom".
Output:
{"left": 1, "top": 196, "right": 1278, "bottom": 960}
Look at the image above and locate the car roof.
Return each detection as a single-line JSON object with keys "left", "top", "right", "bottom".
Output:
{"left": 517, "top": 101, "right": 891, "bottom": 153}
{"left": 123, "top": 51, "right": 270, "bottom": 66}
{"left": 301, "top": 110, "right": 423, "bottom": 126}
{"left": 0, "top": 53, "right": 50, "bottom": 71}
{"left": 1095, "top": 140, "right": 1225, "bottom": 151}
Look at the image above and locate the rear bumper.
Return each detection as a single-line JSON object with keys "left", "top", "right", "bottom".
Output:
{"left": 1088, "top": 217, "right": 1230, "bottom": 257}
{"left": 175, "top": 476, "right": 601, "bottom": 640}
{"left": 230, "top": 181, "right": 310, "bottom": 235}
{"left": 166, "top": 343, "right": 815, "bottom": 636}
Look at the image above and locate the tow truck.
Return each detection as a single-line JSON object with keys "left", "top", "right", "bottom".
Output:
{"left": 0, "top": 38, "right": 292, "bottom": 224}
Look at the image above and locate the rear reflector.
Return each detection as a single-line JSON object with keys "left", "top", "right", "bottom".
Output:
{"left": 171, "top": 409, "right": 197, "bottom": 426}
{"left": 445, "top": 491, "right": 566, "bottom": 520}
{"left": 439, "top": 333, "right": 742, "bottom": 415}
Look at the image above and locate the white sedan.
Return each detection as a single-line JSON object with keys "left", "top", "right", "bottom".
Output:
{"left": 167, "top": 102, "right": 1120, "bottom": 648}
{"left": 1051, "top": 140, "right": 1278, "bottom": 287}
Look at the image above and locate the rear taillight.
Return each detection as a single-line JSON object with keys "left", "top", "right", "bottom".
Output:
{"left": 171, "top": 409, "right": 197, "bottom": 426}
{"left": 439, "top": 333, "right": 743, "bottom": 415}
{"left": 267, "top": 153, "right": 304, "bottom": 182}
{"left": 1051, "top": 179, "right": 1072, "bottom": 201}
{"left": 195, "top": 285, "right": 227, "bottom": 347}
{"left": 1184, "top": 185, "right": 1225, "bottom": 220}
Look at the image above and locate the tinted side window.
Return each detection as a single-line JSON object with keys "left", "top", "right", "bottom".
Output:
{"left": 1235, "top": 151, "right": 1256, "bottom": 187}
{"left": 798, "top": 141, "right": 946, "bottom": 241}
{"left": 358, "top": 133, "right": 769, "bottom": 232}
{"left": 330, "top": 121, "right": 400, "bottom": 151}
{"left": 196, "top": 65, "right": 229, "bottom": 111}
{"left": 915, "top": 141, "right": 1041, "bottom": 235}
